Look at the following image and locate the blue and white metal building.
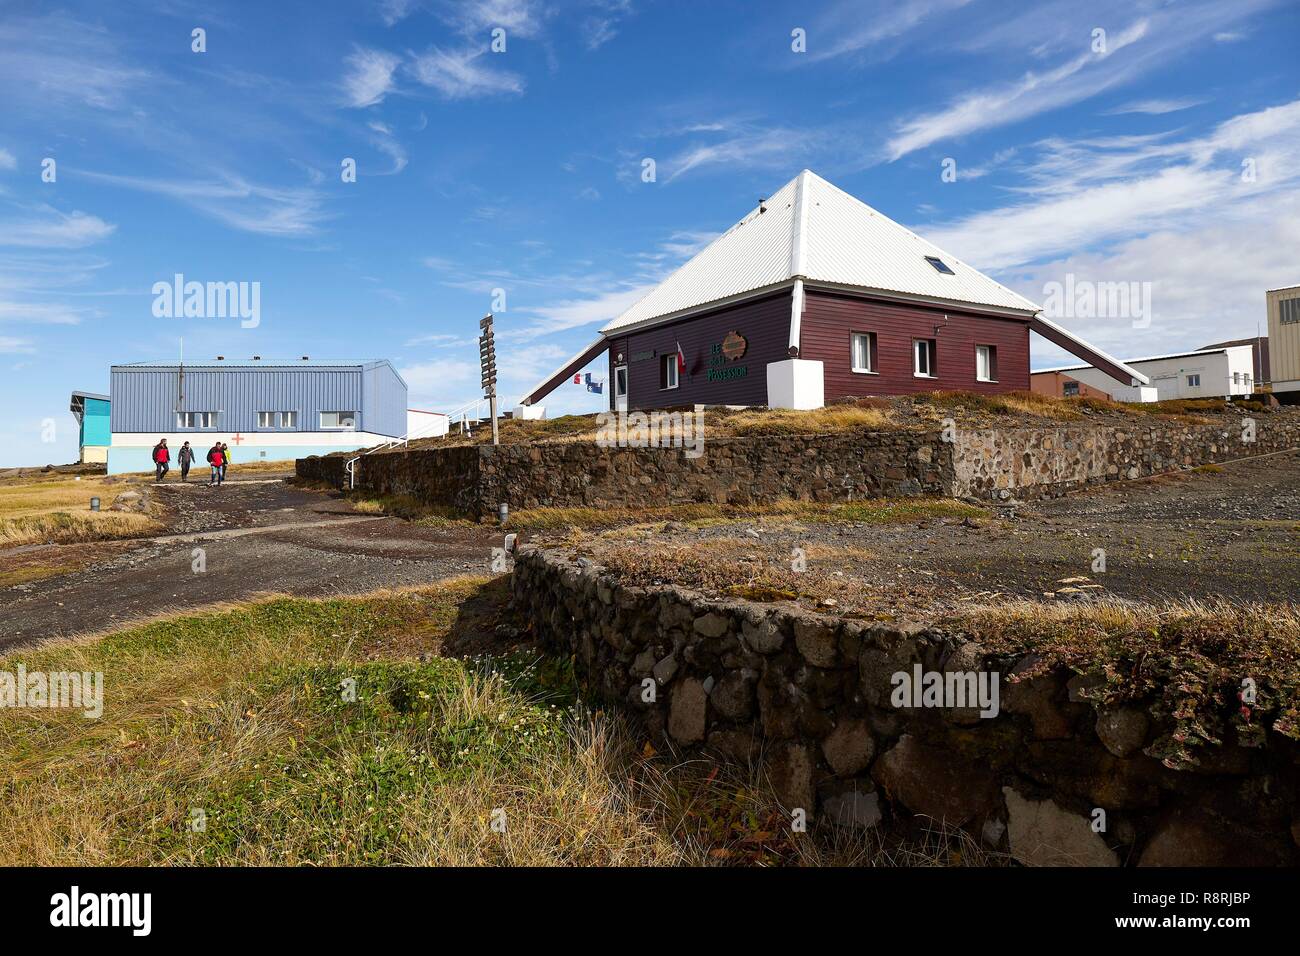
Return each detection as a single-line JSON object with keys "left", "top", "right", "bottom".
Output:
{"left": 106, "top": 358, "right": 407, "bottom": 474}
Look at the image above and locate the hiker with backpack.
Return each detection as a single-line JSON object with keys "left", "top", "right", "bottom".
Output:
{"left": 206, "top": 442, "right": 225, "bottom": 486}
{"left": 151, "top": 439, "right": 170, "bottom": 482}
{"left": 220, "top": 442, "right": 231, "bottom": 482}
{"left": 177, "top": 441, "right": 194, "bottom": 482}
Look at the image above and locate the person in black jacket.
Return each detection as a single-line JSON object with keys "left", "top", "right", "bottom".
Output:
{"left": 177, "top": 441, "right": 194, "bottom": 481}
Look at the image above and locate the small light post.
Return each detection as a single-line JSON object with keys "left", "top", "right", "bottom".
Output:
{"left": 498, "top": 502, "right": 509, "bottom": 525}
{"left": 90, "top": 497, "right": 100, "bottom": 512}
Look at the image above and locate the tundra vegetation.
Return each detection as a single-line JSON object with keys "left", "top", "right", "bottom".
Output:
{"left": 0, "top": 579, "right": 988, "bottom": 866}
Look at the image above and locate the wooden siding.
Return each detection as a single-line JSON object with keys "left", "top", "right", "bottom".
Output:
{"left": 608, "top": 291, "right": 793, "bottom": 410}
{"left": 800, "top": 289, "right": 1031, "bottom": 398}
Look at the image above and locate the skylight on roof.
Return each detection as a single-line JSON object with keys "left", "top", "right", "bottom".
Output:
{"left": 924, "top": 255, "right": 955, "bottom": 275}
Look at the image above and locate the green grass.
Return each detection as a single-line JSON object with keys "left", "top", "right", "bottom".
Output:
{"left": 0, "top": 578, "right": 922, "bottom": 866}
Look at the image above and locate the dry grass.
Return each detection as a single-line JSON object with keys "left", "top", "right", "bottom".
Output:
{"left": 348, "top": 493, "right": 473, "bottom": 527}
{"left": 509, "top": 497, "right": 985, "bottom": 532}
{"left": 719, "top": 404, "right": 891, "bottom": 436}
{"left": 0, "top": 510, "right": 162, "bottom": 547}
{"left": 909, "top": 389, "right": 1108, "bottom": 422}
{"left": 0, "top": 475, "right": 164, "bottom": 546}
{"left": 0, "top": 578, "right": 990, "bottom": 866}
{"left": 957, "top": 597, "right": 1300, "bottom": 768}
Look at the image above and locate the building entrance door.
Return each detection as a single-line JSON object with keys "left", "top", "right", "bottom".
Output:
{"left": 614, "top": 365, "right": 628, "bottom": 412}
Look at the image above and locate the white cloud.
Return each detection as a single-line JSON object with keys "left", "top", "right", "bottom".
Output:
{"left": 378, "top": 0, "right": 419, "bottom": 26}
{"left": 1019, "top": 192, "right": 1300, "bottom": 366}
{"left": 0, "top": 301, "right": 86, "bottom": 325}
{"left": 803, "top": 0, "right": 973, "bottom": 63}
{"left": 663, "top": 126, "right": 810, "bottom": 182}
{"left": 342, "top": 47, "right": 401, "bottom": 107}
{"left": 0, "top": 335, "right": 34, "bottom": 353}
{"left": 0, "top": 149, "right": 15, "bottom": 171}
{"left": 1104, "top": 97, "right": 1209, "bottom": 116}
{"left": 407, "top": 47, "right": 524, "bottom": 99}
{"left": 76, "top": 170, "right": 328, "bottom": 237}
{"left": 883, "top": 0, "right": 1279, "bottom": 160}
{"left": 0, "top": 207, "right": 115, "bottom": 249}
{"left": 513, "top": 283, "right": 658, "bottom": 337}
{"left": 922, "top": 99, "right": 1300, "bottom": 272}
{"left": 435, "top": 0, "right": 545, "bottom": 39}
{"left": 887, "top": 19, "right": 1151, "bottom": 160}
{"left": 0, "top": 12, "right": 150, "bottom": 111}
{"left": 582, "top": 0, "right": 634, "bottom": 49}
{"left": 397, "top": 358, "right": 478, "bottom": 405}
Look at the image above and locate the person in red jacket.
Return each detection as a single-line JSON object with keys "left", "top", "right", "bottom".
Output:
{"left": 151, "top": 439, "right": 170, "bottom": 482}
{"left": 206, "top": 442, "right": 225, "bottom": 486}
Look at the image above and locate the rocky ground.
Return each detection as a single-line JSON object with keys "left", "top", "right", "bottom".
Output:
{"left": 0, "top": 475, "right": 504, "bottom": 649}
{"left": 547, "top": 449, "right": 1300, "bottom": 621}
{"left": 5, "top": 449, "right": 1297, "bottom": 649}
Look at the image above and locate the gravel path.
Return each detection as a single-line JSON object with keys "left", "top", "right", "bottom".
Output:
{"left": 561, "top": 450, "right": 1300, "bottom": 620}
{"left": 0, "top": 480, "right": 503, "bottom": 650}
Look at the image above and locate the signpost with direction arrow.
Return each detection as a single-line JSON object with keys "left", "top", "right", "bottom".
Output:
{"left": 479, "top": 314, "right": 499, "bottom": 446}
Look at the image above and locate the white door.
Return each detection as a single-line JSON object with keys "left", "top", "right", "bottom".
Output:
{"left": 614, "top": 365, "right": 628, "bottom": 412}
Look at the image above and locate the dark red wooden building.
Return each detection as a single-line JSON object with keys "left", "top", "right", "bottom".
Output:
{"left": 521, "top": 171, "right": 1146, "bottom": 411}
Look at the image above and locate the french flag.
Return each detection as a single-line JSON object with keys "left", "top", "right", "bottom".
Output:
{"left": 675, "top": 341, "right": 686, "bottom": 374}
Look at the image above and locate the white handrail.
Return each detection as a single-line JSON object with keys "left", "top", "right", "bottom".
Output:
{"left": 340, "top": 398, "right": 484, "bottom": 490}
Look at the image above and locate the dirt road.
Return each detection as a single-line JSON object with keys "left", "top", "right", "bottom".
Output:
{"left": 0, "top": 478, "right": 502, "bottom": 649}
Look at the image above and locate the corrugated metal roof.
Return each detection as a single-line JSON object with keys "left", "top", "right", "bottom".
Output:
{"left": 601, "top": 170, "right": 1039, "bottom": 334}
{"left": 115, "top": 360, "right": 380, "bottom": 369}
{"left": 1033, "top": 346, "right": 1249, "bottom": 375}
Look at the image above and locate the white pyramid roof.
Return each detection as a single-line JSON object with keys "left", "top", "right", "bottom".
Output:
{"left": 601, "top": 170, "right": 1040, "bottom": 334}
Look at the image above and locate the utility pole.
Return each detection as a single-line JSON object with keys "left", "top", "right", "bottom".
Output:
{"left": 479, "top": 314, "right": 499, "bottom": 445}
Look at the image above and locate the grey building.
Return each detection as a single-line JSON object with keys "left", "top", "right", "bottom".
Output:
{"left": 106, "top": 358, "right": 407, "bottom": 474}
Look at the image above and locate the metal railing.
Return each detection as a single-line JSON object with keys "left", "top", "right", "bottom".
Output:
{"left": 342, "top": 402, "right": 483, "bottom": 490}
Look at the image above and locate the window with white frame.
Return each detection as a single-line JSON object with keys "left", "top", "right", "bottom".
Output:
{"left": 320, "top": 411, "right": 357, "bottom": 429}
{"left": 660, "top": 354, "right": 679, "bottom": 390}
{"left": 913, "top": 338, "right": 937, "bottom": 377}
{"left": 975, "top": 344, "right": 998, "bottom": 382}
{"left": 1187, "top": 374, "right": 1201, "bottom": 387}
{"left": 1063, "top": 381, "right": 1080, "bottom": 397}
{"left": 177, "top": 411, "right": 217, "bottom": 429}
{"left": 851, "top": 332, "right": 877, "bottom": 373}
{"left": 258, "top": 411, "right": 298, "bottom": 429}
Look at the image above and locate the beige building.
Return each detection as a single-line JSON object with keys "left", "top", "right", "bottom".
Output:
{"left": 1267, "top": 285, "right": 1300, "bottom": 394}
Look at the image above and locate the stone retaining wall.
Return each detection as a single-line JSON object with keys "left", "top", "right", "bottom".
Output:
{"left": 297, "top": 410, "right": 1300, "bottom": 515}
{"left": 954, "top": 414, "right": 1300, "bottom": 499}
{"left": 298, "top": 430, "right": 951, "bottom": 518}
{"left": 511, "top": 545, "right": 1299, "bottom": 866}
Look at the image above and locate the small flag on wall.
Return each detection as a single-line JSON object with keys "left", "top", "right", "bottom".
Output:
{"left": 676, "top": 341, "right": 686, "bottom": 374}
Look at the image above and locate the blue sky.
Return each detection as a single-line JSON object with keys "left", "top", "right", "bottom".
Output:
{"left": 1, "top": 0, "right": 1298, "bottom": 466}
